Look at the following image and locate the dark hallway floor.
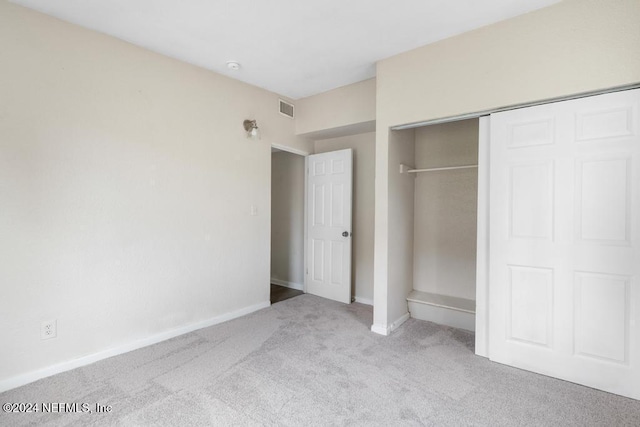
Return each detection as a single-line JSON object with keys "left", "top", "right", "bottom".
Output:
{"left": 270, "top": 284, "right": 303, "bottom": 304}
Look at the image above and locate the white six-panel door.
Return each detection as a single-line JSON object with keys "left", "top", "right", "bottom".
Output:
{"left": 489, "top": 89, "right": 640, "bottom": 399}
{"left": 306, "top": 149, "right": 353, "bottom": 304}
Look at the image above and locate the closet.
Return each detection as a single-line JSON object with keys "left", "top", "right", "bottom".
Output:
{"left": 402, "top": 118, "right": 479, "bottom": 331}
{"left": 388, "top": 89, "right": 640, "bottom": 400}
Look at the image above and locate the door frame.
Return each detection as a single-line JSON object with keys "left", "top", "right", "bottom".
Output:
{"left": 270, "top": 143, "right": 310, "bottom": 295}
{"left": 475, "top": 116, "right": 491, "bottom": 358}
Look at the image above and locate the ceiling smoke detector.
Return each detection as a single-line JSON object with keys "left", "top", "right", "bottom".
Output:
{"left": 226, "top": 61, "right": 240, "bottom": 71}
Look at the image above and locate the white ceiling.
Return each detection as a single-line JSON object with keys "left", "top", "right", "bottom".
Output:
{"left": 11, "top": 0, "right": 560, "bottom": 99}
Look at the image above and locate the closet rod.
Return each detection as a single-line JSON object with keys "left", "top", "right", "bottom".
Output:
{"left": 408, "top": 164, "right": 478, "bottom": 173}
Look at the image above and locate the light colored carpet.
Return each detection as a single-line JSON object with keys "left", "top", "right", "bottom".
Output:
{"left": 1, "top": 294, "right": 640, "bottom": 426}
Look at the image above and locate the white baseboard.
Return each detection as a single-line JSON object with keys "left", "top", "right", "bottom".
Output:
{"left": 354, "top": 296, "right": 373, "bottom": 306}
{"left": 271, "top": 278, "right": 304, "bottom": 291}
{"left": 370, "top": 312, "right": 410, "bottom": 336}
{"left": 390, "top": 312, "right": 410, "bottom": 332}
{"left": 370, "top": 323, "right": 389, "bottom": 336}
{"left": 0, "top": 300, "right": 271, "bottom": 393}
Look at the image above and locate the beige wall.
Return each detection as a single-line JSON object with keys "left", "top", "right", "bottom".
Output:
{"left": 314, "top": 132, "right": 375, "bottom": 304}
{"left": 372, "top": 130, "right": 415, "bottom": 334}
{"left": 374, "top": 0, "right": 640, "bottom": 331}
{"left": 379, "top": 129, "right": 415, "bottom": 331}
{"left": 297, "top": 79, "right": 376, "bottom": 137}
{"left": 413, "top": 120, "right": 478, "bottom": 301}
{"left": 377, "top": 0, "right": 640, "bottom": 127}
{"left": 271, "top": 151, "right": 305, "bottom": 287}
{"left": 0, "top": 1, "right": 311, "bottom": 386}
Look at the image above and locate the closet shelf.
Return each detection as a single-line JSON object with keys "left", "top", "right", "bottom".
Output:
{"left": 408, "top": 164, "right": 478, "bottom": 173}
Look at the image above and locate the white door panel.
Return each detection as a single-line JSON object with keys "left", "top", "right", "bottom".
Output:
{"left": 489, "top": 89, "right": 640, "bottom": 399}
{"left": 306, "top": 149, "right": 352, "bottom": 304}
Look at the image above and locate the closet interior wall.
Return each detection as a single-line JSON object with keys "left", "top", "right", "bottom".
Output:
{"left": 413, "top": 119, "right": 479, "bottom": 301}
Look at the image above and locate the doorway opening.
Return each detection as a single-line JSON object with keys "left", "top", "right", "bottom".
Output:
{"left": 270, "top": 147, "right": 306, "bottom": 304}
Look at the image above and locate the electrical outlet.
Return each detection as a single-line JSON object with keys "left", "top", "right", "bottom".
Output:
{"left": 41, "top": 319, "right": 57, "bottom": 340}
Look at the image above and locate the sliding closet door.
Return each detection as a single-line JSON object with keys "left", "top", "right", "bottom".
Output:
{"left": 489, "top": 89, "right": 640, "bottom": 399}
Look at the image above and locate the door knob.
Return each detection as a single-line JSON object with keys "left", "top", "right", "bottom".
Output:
{"left": 342, "top": 231, "right": 349, "bottom": 237}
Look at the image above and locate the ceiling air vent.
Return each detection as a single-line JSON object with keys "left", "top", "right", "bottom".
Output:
{"left": 279, "top": 99, "right": 295, "bottom": 118}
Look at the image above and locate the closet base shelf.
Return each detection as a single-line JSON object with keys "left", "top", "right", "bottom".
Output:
{"left": 407, "top": 290, "right": 475, "bottom": 332}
